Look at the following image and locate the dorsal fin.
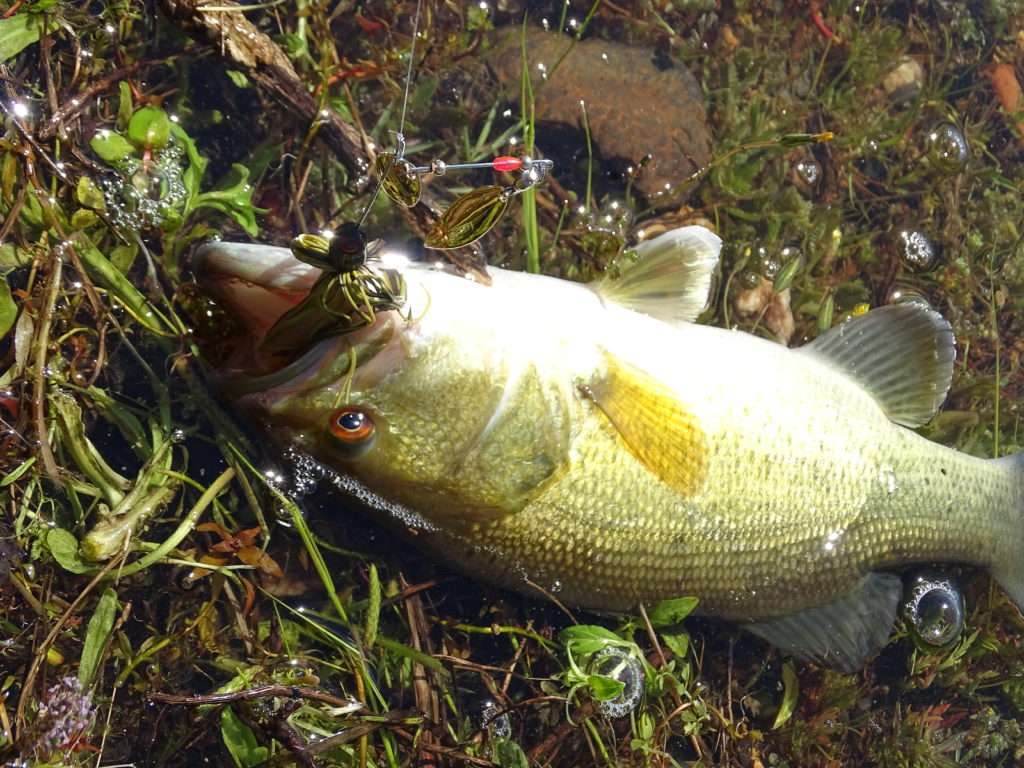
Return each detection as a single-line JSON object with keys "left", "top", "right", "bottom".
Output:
{"left": 593, "top": 226, "right": 721, "bottom": 326}
{"left": 799, "top": 304, "right": 955, "bottom": 428}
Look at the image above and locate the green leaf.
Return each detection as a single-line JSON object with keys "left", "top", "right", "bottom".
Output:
{"left": 493, "top": 738, "right": 529, "bottom": 768}
{"left": 772, "top": 661, "right": 799, "bottom": 730}
{"left": 364, "top": 562, "right": 380, "bottom": 649}
{"left": 70, "top": 209, "right": 99, "bottom": 230}
{"left": 0, "top": 242, "right": 29, "bottom": 275}
{"left": 110, "top": 243, "right": 138, "bottom": 274}
{"left": 1, "top": 456, "right": 34, "bottom": 487}
{"left": 90, "top": 131, "right": 135, "bottom": 164}
{"left": 78, "top": 588, "right": 118, "bottom": 687}
{"left": 77, "top": 237, "right": 170, "bottom": 335}
{"left": 647, "top": 596, "right": 699, "bottom": 628}
{"left": 46, "top": 528, "right": 90, "bottom": 574}
{"left": 117, "top": 81, "right": 133, "bottom": 129}
{"left": 559, "top": 624, "right": 623, "bottom": 655}
{"left": 170, "top": 123, "right": 208, "bottom": 211}
{"left": 76, "top": 176, "right": 106, "bottom": 210}
{"left": 660, "top": 631, "right": 689, "bottom": 659}
{"left": 0, "top": 278, "right": 16, "bottom": 339}
{"left": 225, "top": 70, "right": 250, "bottom": 88}
{"left": 587, "top": 674, "right": 626, "bottom": 701}
{"left": 220, "top": 707, "right": 268, "bottom": 768}
{"left": 194, "top": 163, "right": 263, "bottom": 236}
{"left": 0, "top": 13, "right": 47, "bottom": 63}
{"left": 773, "top": 256, "right": 800, "bottom": 293}
{"left": 818, "top": 293, "right": 835, "bottom": 331}
{"left": 127, "top": 106, "right": 171, "bottom": 151}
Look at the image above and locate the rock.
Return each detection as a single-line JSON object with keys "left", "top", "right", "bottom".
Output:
{"left": 733, "top": 277, "right": 795, "bottom": 344}
{"left": 882, "top": 56, "right": 924, "bottom": 105}
{"left": 487, "top": 29, "right": 712, "bottom": 202}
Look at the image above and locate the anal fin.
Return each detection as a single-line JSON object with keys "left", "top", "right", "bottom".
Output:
{"left": 743, "top": 573, "right": 902, "bottom": 673}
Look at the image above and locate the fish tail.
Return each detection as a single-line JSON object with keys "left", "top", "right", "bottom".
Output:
{"left": 991, "top": 452, "right": 1024, "bottom": 610}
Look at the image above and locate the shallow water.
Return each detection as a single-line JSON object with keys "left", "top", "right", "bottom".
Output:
{"left": 1, "top": 1, "right": 1023, "bottom": 766}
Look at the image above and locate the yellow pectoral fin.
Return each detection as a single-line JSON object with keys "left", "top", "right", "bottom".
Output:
{"left": 588, "top": 354, "right": 708, "bottom": 498}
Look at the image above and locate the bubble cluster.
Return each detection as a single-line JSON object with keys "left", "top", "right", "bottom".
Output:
{"left": 896, "top": 228, "right": 938, "bottom": 271}
{"left": 902, "top": 572, "right": 965, "bottom": 648}
{"left": 479, "top": 699, "right": 511, "bottom": 739}
{"left": 924, "top": 123, "right": 969, "bottom": 174}
{"left": 100, "top": 139, "right": 187, "bottom": 230}
{"left": 589, "top": 647, "right": 644, "bottom": 718}
{"left": 282, "top": 446, "right": 327, "bottom": 499}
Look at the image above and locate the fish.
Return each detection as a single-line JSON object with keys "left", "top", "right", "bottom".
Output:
{"left": 194, "top": 227, "right": 1024, "bottom": 672}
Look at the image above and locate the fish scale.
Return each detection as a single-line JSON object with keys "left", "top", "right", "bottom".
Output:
{"left": 197, "top": 226, "right": 1024, "bottom": 669}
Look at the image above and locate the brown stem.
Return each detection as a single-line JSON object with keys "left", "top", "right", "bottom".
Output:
{"left": 150, "top": 684, "right": 359, "bottom": 708}
{"left": 31, "top": 249, "right": 63, "bottom": 485}
{"left": 38, "top": 64, "right": 146, "bottom": 141}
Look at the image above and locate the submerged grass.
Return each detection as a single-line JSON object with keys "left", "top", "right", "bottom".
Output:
{"left": 0, "top": 1, "right": 1023, "bottom": 766}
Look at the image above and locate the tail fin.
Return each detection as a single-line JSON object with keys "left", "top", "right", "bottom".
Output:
{"left": 992, "top": 453, "right": 1024, "bottom": 610}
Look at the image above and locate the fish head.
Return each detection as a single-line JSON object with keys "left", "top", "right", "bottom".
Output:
{"left": 193, "top": 240, "right": 574, "bottom": 526}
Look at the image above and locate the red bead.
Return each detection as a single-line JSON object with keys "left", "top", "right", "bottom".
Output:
{"left": 492, "top": 155, "right": 523, "bottom": 172}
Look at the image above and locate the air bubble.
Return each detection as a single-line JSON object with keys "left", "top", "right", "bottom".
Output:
{"left": 99, "top": 137, "right": 187, "bottom": 230}
{"left": 888, "top": 286, "right": 932, "bottom": 310}
{"left": 794, "top": 158, "right": 821, "bottom": 186}
{"left": 902, "top": 572, "right": 965, "bottom": 648}
{"left": 896, "top": 229, "right": 938, "bottom": 272}
{"left": 479, "top": 699, "right": 511, "bottom": 739}
{"left": 924, "top": 123, "right": 968, "bottom": 174}
{"left": 589, "top": 647, "right": 644, "bottom": 718}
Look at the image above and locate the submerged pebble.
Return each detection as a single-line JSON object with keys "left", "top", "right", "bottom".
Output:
{"left": 882, "top": 56, "right": 924, "bottom": 104}
{"left": 902, "top": 572, "right": 965, "bottom": 648}
{"left": 925, "top": 123, "right": 969, "bottom": 174}
{"left": 896, "top": 228, "right": 938, "bottom": 271}
{"left": 589, "top": 647, "right": 644, "bottom": 718}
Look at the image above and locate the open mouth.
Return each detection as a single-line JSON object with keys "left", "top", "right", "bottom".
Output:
{"left": 191, "top": 241, "right": 321, "bottom": 343}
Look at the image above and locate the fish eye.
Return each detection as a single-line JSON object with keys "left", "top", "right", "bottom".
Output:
{"left": 328, "top": 407, "right": 376, "bottom": 448}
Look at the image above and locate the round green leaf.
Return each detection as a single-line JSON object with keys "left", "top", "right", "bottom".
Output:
{"left": 127, "top": 106, "right": 171, "bottom": 151}
{"left": 90, "top": 131, "right": 135, "bottom": 163}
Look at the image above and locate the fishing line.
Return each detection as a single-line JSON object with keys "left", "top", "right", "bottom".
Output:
{"left": 356, "top": 0, "right": 423, "bottom": 228}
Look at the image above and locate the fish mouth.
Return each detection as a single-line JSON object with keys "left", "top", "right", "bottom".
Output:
{"left": 192, "top": 241, "right": 321, "bottom": 343}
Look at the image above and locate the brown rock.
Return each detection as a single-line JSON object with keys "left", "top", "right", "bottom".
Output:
{"left": 733, "top": 277, "right": 795, "bottom": 345}
{"left": 488, "top": 29, "right": 712, "bottom": 201}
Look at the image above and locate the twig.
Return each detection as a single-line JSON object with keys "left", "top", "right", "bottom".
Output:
{"left": 150, "top": 685, "right": 361, "bottom": 708}
{"left": 31, "top": 248, "right": 63, "bottom": 485}
{"left": 38, "top": 64, "right": 146, "bottom": 140}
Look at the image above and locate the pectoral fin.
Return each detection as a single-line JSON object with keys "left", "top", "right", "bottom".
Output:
{"left": 743, "top": 572, "right": 902, "bottom": 672}
{"left": 588, "top": 354, "right": 708, "bottom": 498}
{"left": 593, "top": 226, "right": 721, "bottom": 326}
{"left": 799, "top": 304, "right": 955, "bottom": 428}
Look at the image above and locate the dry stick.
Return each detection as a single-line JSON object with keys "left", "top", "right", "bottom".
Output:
{"left": 31, "top": 249, "right": 63, "bottom": 484}
{"left": 38, "top": 63, "right": 146, "bottom": 141}
{"left": 150, "top": 685, "right": 359, "bottom": 708}
{"left": 15, "top": 555, "right": 125, "bottom": 737}
{"left": 404, "top": 591, "right": 439, "bottom": 768}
